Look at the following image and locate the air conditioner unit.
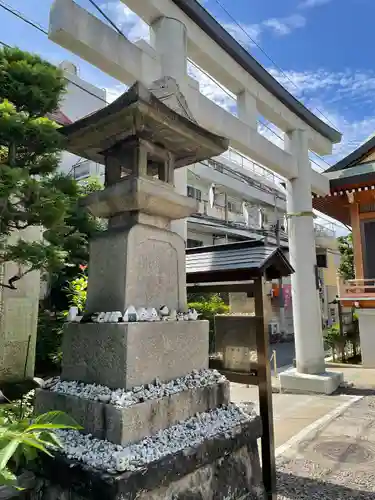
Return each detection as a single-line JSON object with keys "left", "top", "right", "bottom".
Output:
{"left": 269, "top": 321, "right": 280, "bottom": 336}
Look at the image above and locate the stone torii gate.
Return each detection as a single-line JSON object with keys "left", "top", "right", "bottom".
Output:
{"left": 49, "top": 0, "right": 343, "bottom": 393}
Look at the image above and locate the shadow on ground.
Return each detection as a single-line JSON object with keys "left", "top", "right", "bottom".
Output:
{"left": 334, "top": 386, "right": 375, "bottom": 396}
{"left": 277, "top": 471, "right": 375, "bottom": 499}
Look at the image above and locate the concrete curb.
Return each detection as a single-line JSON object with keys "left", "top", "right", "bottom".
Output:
{"left": 275, "top": 394, "right": 362, "bottom": 458}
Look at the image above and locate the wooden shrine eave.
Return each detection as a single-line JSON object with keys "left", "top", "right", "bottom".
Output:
{"left": 312, "top": 172, "right": 375, "bottom": 226}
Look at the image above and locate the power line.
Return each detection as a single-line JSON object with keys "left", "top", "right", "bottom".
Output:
{"left": 0, "top": 0, "right": 333, "bottom": 170}
{"left": 1, "top": 2, "right": 342, "bottom": 217}
{"left": 75, "top": 0, "right": 335, "bottom": 170}
{"left": 0, "top": 0, "right": 47, "bottom": 35}
{"left": 86, "top": 0, "right": 127, "bottom": 39}
{"left": 211, "top": 0, "right": 338, "bottom": 131}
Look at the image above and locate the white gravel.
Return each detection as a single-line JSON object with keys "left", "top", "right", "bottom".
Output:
{"left": 47, "top": 369, "right": 226, "bottom": 408}
{"left": 57, "top": 403, "right": 255, "bottom": 473}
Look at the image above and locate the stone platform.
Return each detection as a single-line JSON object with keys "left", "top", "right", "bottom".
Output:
{"left": 61, "top": 320, "right": 209, "bottom": 389}
{"left": 27, "top": 415, "right": 264, "bottom": 500}
{"left": 279, "top": 368, "right": 343, "bottom": 395}
{"left": 35, "top": 379, "right": 230, "bottom": 445}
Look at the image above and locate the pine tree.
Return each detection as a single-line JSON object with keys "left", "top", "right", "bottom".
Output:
{"left": 0, "top": 47, "right": 101, "bottom": 289}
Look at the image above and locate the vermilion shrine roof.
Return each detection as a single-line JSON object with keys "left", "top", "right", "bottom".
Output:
{"left": 313, "top": 135, "right": 375, "bottom": 225}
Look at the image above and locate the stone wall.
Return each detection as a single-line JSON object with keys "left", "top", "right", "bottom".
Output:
{"left": 25, "top": 417, "right": 264, "bottom": 500}
{"left": 28, "top": 443, "right": 263, "bottom": 500}
{"left": 0, "top": 226, "right": 42, "bottom": 383}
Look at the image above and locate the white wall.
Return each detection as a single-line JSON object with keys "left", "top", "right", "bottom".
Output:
{"left": 58, "top": 64, "right": 106, "bottom": 177}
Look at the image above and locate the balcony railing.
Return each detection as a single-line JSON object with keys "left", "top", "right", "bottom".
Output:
{"left": 339, "top": 278, "right": 375, "bottom": 300}
{"left": 314, "top": 222, "right": 336, "bottom": 238}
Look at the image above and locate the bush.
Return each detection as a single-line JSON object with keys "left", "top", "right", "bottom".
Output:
{"left": 324, "top": 315, "right": 360, "bottom": 363}
{"left": 188, "top": 294, "right": 229, "bottom": 352}
{"left": 35, "top": 309, "right": 65, "bottom": 375}
{"left": 35, "top": 268, "right": 87, "bottom": 376}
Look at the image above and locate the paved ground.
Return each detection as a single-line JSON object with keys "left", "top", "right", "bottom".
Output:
{"left": 276, "top": 396, "right": 375, "bottom": 499}
{"left": 268, "top": 341, "right": 295, "bottom": 373}
{"left": 231, "top": 366, "right": 375, "bottom": 499}
{"left": 230, "top": 383, "right": 354, "bottom": 449}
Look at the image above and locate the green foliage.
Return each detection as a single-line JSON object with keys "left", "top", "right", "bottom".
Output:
{"left": 324, "top": 310, "right": 360, "bottom": 363}
{"left": 0, "top": 47, "right": 65, "bottom": 117}
{"left": 65, "top": 270, "right": 88, "bottom": 313}
{"left": 0, "top": 47, "right": 104, "bottom": 372}
{"left": 337, "top": 233, "right": 354, "bottom": 281}
{"left": 188, "top": 294, "right": 229, "bottom": 352}
{"left": 188, "top": 294, "right": 229, "bottom": 327}
{"left": 0, "top": 407, "right": 80, "bottom": 488}
{"left": 0, "top": 47, "right": 103, "bottom": 283}
{"left": 35, "top": 310, "right": 65, "bottom": 373}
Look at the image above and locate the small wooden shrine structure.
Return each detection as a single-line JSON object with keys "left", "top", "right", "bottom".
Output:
{"left": 186, "top": 239, "right": 294, "bottom": 500}
{"left": 313, "top": 136, "right": 375, "bottom": 307}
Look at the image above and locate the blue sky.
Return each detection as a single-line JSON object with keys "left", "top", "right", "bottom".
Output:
{"left": 1, "top": 0, "right": 375, "bottom": 169}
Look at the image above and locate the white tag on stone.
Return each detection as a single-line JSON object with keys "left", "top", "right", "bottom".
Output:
{"left": 137, "top": 307, "right": 148, "bottom": 321}
{"left": 103, "top": 312, "right": 112, "bottom": 323}
{"left": 96, "top": 312, "right": 106, "bottom": 323}
{"left": 168, "top": 309, "right": 177, "bottom": 321}
{"left": 67, "top": 307, "right": 78, "bottom": 322}
{"left": 109, "top": 311, "right": 122, "bottom": 322}
{"left": 159, "top": 305, "right": 169, "bottom": 318}
{"left": 124, "top": 306, "right": 138, "bottom": 322}
{"left": 113, "top": 311, "right": 123, "bottom": 322}
{"left": 187, "top": 308, "right": 199, "bottom": 321}
{"left": 146, "top": 307, "right": 159, "bottom": 321}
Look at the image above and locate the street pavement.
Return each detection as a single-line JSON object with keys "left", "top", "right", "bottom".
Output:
{"left": 231, "top": 365, "right": 375, "bottom": 499}
{"left": 268, "top": 341, "right": 295, "bottom": 374}
{"left": 230, "top": 382, "right": 353, "bottom": 449}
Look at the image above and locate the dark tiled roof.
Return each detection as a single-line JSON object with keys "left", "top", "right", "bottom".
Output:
{"left": 325, "top": 136, "right": 375, "bottom": 173}
{"left": 186, "top": 240, "right": 293, "bottom": 281}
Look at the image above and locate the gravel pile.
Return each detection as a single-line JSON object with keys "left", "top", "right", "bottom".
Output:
{"left": 57, "top": 403, "right": 255, "bottom": 473}
{"left": 47, "top": 369, "right": 226, "bottom": 407}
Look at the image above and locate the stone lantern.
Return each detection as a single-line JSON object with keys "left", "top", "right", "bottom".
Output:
{"left": 34, "top": 81, "right": 265, "bottom": 500}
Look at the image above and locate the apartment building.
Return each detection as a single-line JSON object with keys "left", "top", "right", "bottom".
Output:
{"left": 56, "top": 61, "right": 340, "bottom": 334}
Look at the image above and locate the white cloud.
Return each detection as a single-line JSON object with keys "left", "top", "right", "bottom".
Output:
{"left": 257, "top": 122, "right": 284, "bottom": 149}
{"left": 299, "top": 0, "right": 332, "bottom": 8}
{"left": 220, "top": 14, "right": 306, "bottom": 48}
{"left": 101, "top": 2, "right": 149, "bottom": 42}
{"left": 269, "top": 67, "right": 375, "bottom": 166}
{"left": 263, "top": 14, "right": 306, "bottom": 36}
{"left": 105, "top": 83, "right": 128, "bottom": 103}
{"left": 187, "top": 62, "right": 237, "bottom": 113}
{"left": 222, "top": 22, "right": 262, "bottom": 47}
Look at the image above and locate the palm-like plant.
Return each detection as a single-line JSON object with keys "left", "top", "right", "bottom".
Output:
{"left": 0, "top": 407, "right": 80, "bottom": 488}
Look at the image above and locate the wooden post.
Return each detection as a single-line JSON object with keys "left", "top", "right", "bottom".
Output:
{"left": 350, "top": 202, "right": 364, "bottom": 279}
{"left": 254, "top": 277, "right": 276, "bottom": 500}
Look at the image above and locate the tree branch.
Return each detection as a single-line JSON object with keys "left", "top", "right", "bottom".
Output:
{"left": 0, "top": 266, "right": 37, "bottom": 290}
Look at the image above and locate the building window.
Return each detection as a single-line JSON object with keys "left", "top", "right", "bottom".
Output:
{"left": 73, "top": 161, "right": 91, "bottom": 180}
{"left": 187, "top": 186, "right": 202, "bottom": 202}
{"left": 187, "top": 238, "right": 203, "bottom": 248}
{"left": 227, "top": 201, "right": 242, "bottom": 214}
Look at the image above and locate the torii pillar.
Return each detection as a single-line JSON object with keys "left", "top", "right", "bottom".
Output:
{"left": 279, "top": 129, "right": 343, "bottom": 394}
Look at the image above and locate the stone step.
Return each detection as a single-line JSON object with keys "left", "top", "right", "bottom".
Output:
{"left": 35, "top": 380, "right": 230, "bottom": 446}
{"left": 28, "top": 413, "right": 263, "bottom": 500}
